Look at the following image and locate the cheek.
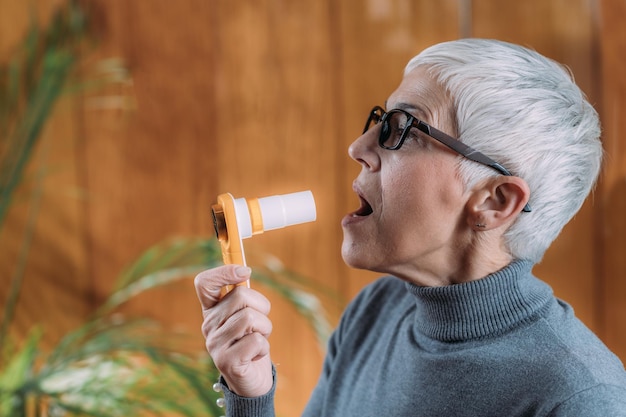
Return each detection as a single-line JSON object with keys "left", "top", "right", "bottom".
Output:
{"left": 384, "top": 161, "right": 464, "bottom": 226}
{"left": 383, "top": 162, "right": 430, "bottom": 208}
{"left": 378, "top": 172, "right": 429, "bottom": 240}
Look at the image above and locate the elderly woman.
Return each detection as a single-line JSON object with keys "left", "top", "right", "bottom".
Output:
{"left": 195, "top": 39, "right": 626, "bottom": 416}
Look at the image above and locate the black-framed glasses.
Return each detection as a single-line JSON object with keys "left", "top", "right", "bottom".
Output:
{"left": 363, "top": 106, "right": 531, "bottom": 212}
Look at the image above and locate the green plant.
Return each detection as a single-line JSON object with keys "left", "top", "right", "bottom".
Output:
{"left": 1, "top": 237, "right": 332, "bottom": 416}
{"left": 0, "top": 0, "right": 130, "bottom": 351}
{"left": 0, "top": 2, "right": 334, "bottom": 416}
{"left": 0, "top": 0, "right": 84, "bottom": 351}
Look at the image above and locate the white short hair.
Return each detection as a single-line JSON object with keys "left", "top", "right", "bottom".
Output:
{"left": 405, "top": 39, "right": 602, "bottom": 262}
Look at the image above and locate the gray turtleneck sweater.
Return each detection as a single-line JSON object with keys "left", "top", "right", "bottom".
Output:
{"left": 221, "top": 261, "right": 626, "bottom": 416}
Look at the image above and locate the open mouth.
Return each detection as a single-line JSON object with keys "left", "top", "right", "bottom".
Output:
{"left": 352, "top": 194, "right": 373, "bottom": 217}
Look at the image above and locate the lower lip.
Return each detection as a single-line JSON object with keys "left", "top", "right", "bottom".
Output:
{"left": 341, "top": 213, "right": 369, "bottom": 228}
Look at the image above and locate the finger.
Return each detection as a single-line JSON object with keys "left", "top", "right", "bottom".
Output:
{"left": 212, "top": 330, "right": 271, "bottom": 377}
{"left": 194, "top": 264, "right": 251, "bottom": 310}
{"left": 226, "top": 332, "right": 271, "bottom": 366}
{"left": 203, "top": 301, "right": 272, "bottom": 344}
{"left": 202, "top": 287, "right": 272, "bottom": 337}
{"left": 218, "top": 345, "right": 273, "bottom": 398}
{"left": 226, "top": 306, "right": 274, "bottom": 341}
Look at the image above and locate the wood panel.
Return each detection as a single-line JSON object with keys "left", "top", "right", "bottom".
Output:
{"left": 2, "top": 1, "right": 625, "bottom": 417}
{"left": 598, "top": 0, "right": 626, "bottom": 360}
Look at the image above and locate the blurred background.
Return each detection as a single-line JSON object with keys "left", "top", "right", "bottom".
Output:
{"left": 1, "top": 0, "right": 624, "bottom": 416}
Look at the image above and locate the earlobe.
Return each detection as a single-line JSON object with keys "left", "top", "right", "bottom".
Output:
{"left": 466, "top": 177, "right": 530, "bottom": 230}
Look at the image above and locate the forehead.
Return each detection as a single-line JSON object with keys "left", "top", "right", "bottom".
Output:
{"left": 386, "top": 66, "right": 452, "bottom": 125}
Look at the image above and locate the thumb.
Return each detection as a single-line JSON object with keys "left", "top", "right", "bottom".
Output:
{"left": 194, "top": 264, "right": 251, "bottom": 310}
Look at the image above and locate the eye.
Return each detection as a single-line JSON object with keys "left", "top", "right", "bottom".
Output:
{"left": 404, "top": 128, "right": 420, "bottom": 141}
{"left": 404, "top": 127, "right": 429, "bottom": 148}
{"left": 389, "top": 112, "right": 408, "bottom": 134}
{"left": 380, "top": 113, "right": 406, "bottom": 148}
{"left": 395, "top": 112, "right": 430, "bottom": 148}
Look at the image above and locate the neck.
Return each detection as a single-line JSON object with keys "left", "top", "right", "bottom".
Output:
{"left": 391, "top": 241, "right": 513, "bottom": 287}
{"left": 405, "top": 259, "right": 551, "bottom": 342}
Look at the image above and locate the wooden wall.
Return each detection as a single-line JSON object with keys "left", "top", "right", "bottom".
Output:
{"left": 1, "top": 1, "right": 624, "bottom": 415}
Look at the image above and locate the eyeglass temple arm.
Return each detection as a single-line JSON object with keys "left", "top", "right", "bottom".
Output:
{"left": 419, "top": 123, "right": 532, "bottom": 213}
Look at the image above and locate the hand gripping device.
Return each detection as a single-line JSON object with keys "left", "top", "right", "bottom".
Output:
{"left": 211, "top": 191, "right": 316, "bottom": 296}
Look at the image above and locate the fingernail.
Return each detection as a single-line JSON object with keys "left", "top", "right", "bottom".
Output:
{"left": 235, "top": 266, "right": 251, "bottom": 278}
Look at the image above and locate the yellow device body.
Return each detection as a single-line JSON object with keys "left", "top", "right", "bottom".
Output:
{"left": 211, "top": 190, "right": 316, "bottom": 298}
{"left": 212, "top": 193, "right": 258, "bottom": 296}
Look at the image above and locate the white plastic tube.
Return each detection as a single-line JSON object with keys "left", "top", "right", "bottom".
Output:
{"left": 257, "top": 191, "right": 317, "bottom": 231}
{"left": 233, "top": 191, "right": 316, "bottom": 239}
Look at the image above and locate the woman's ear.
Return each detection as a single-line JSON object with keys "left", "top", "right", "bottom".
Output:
{"left": 466, "top": 176, "right": 530, "bottom": 230}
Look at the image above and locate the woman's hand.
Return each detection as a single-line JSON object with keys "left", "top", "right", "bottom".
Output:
{"left": 194, "top": 265, "right": 274, "bottom": 397}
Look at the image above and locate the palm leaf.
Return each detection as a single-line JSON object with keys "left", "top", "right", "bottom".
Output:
{"left": 0, "top": 1, "right": 85, "bottom": 229}
{"left": 98, "top": 237, "right": 336, "bottom": 349}
{"left": 0, "top": 329, "right": 41, "bottom": 417}
{"left": 0, "top": 0, "right": 88, "bottom": 352}
{"left": 36, "top": 316, "right": 222, "bottom": 416}
{"left": 98, "top": 238, "right": 223, "bottom": 316}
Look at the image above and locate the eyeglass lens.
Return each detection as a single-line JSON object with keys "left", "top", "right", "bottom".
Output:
{"left": 364, "top": 107, "right": 411, "bottom": 150}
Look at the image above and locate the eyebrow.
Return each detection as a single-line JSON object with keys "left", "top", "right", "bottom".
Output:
{"left": 384, "top": 101, "right": 431, "bottom": 122}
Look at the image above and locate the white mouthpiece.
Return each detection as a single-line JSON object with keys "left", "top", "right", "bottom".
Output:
{"left": 258, "top": 191, "right": 317, "bottom": 231}
{"left": 233, "top": 191, "right": 316, "bottom": 239}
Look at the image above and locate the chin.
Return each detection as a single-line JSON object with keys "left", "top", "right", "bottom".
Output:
{"left": 341, "top": 240, "right": 378, "bottom": 271}
{"left": 341, "top": 240, "right": 362, "bottom": 268}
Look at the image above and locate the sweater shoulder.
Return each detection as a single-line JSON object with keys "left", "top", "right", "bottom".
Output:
{"left": 536, "top": 301, "right": 626, "bottom": 387}
{"left": 335, "top": 276, "right": 410, "bottom": 337}
{"left": 346, "top": 276, "right": 409, "bottom": 314}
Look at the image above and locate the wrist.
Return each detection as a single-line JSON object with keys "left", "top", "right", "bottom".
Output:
{"left": 218, "top": 366, "right": 277, "bottom": 417}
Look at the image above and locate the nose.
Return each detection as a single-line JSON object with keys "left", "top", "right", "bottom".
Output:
{"left": 348, "top": 128, "right": 381, "bottom": 171}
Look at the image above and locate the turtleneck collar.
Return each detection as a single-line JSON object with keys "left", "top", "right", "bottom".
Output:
{"left": 405, "top": 260, "right": 554, "bottom": 342}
